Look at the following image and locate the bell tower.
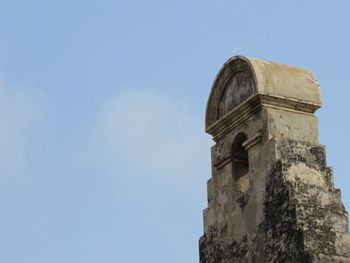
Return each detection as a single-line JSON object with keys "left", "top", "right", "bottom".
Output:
{"left": 199, "top": 56, "right": 350, "bottom": 262}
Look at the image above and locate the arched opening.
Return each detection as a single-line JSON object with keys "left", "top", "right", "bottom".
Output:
{"left": 231, "top": 133, "right": 249, "bottom": 192}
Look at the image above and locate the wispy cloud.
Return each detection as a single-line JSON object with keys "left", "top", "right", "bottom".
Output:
{"left": 84, "top": 89, "right": 212, "bottom": 187}
{"left": 0, "top": 70, "right": 47, "bottom": 190}
{"left": 231, "top": 34, "right": 266, "bottom": 55}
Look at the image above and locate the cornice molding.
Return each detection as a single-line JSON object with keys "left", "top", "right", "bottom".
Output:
{"left": 206, "top": 94, "right": 321, "bottom": 141}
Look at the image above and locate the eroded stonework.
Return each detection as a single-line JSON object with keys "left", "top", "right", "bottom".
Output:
{"left": 200, "top": 56, "right": 350, "bottom": 263}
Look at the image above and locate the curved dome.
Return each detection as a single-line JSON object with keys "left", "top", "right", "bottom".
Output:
{"left": 205, "top": 56, "right": 322, "bottom": 131}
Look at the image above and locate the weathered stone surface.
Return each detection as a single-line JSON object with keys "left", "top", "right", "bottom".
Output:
{"left": 200, "top": 56, "right": 350, "bottom": 262}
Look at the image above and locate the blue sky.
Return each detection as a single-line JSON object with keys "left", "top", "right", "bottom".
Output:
{"left": 0, "top": 0, "right": 349, "bottom": 262}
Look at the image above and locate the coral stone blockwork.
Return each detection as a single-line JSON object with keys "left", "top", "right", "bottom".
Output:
{"left": 200, "top": 56, "right": 350, "bottom": 263}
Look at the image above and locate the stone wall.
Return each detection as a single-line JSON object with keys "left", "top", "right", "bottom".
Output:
{"left": 200, "top": 138, "right": 350, "bottom": 263}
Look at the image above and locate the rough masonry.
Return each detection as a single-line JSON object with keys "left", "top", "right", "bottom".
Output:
{"left": 199, "top": 56, "right": 350, "bottom": 262}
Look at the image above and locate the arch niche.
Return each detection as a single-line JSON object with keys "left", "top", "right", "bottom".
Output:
{"left": 205, "top": 56, "right": 257, "bottom": 131}
{"left": 231, "top": 132, "right": 249, "bottom": 193}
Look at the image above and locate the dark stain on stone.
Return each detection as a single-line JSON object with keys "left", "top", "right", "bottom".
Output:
{"left": 237, "top": 194, "right": 248, "bottom": 210}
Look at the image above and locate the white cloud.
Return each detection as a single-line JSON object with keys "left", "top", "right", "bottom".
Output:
{"left": 86, "top": 89, "right": 212, "bottom": 185}
{"left": 0, "top": 71, "right": 47, "bottom": 186}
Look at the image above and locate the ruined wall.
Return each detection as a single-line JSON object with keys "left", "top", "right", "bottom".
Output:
{"left": 200, "top": 137, "right": 350, "bottom": 263}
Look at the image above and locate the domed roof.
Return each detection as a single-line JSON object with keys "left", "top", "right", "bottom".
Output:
{"left": 205, "top": 56, "right": 322, "bottom": 133}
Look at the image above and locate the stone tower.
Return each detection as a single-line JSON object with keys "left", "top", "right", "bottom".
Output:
{"left": 199, "top": 56, "right": 350, "bottom": 262}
